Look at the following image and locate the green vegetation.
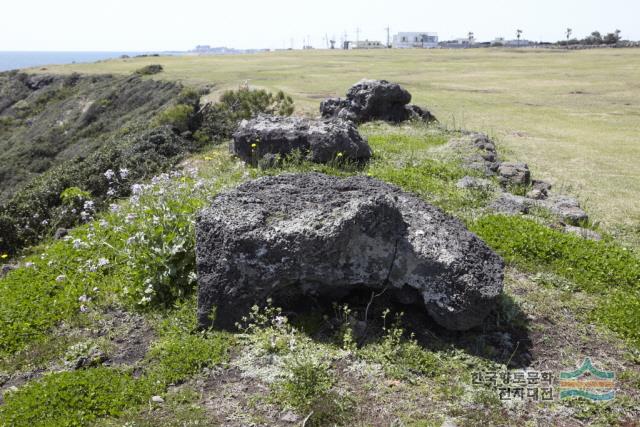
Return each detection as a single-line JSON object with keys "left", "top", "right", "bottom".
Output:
{"left": 359, "top": 314, "right": 441, "bottom": 380}
{"left": 0, "top": 368, "right": 152, "bottom": 426}
{"left": 0, "top": 111, "right": 638, "bottom": 425}
{"left": 155, "top": 103, "right": 194, "bottom": 132}
{"left": 38, "top": 49, "right": 640, "bottom": 231}
{"left": 197, "top": 86, "right": 294, "bottom": 142}
{"left": 471, "top": 214, "right": 640, "bottom": 347}
{"left": 135, "top": 64, "right": 163, "bottom": 75}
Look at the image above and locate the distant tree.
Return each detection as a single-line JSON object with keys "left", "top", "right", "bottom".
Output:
{"left": 561, "top": 28, "right": 573, "bottom": 48}
{"left": 517, "top": 29, "right": 523, "bottom": 46}
{"left": 583, "top": 31, "right": 603, "bottom": 45}
{"left": 603, "top": 30, "right": 622, "bottom": 45}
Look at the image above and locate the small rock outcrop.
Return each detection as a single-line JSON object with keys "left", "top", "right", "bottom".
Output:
{"left": 539, "top": 195, "right": 589, "bottom": 225}
{"left": 448, "top": 132, "right": 590, "bottom": 227}
{"left": 231, "top": 114, "right": 372, "bottom": 164}
{"left": 456, "top": 176, "right": 493, "bottom": 190}
{"left": 490, "top": 193, "right": 532, "bottom": 215}
{"left": 196, "top": 173, "right": 504, "bottom": 332}
{"left": 526, "top": 180, "right": 552, "bottom": 200}
{"left": 320, "top": 79, "right": 436, "bottom": 124}
{"left": 451, "top": 133, "right": 500, "bottom": 175}
{"left": 498, "top": 162, "right": 531, "bottom": 187}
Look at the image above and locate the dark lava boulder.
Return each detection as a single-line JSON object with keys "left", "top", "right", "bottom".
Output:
{"left": 320, "top": 79, "right": 436, "bottom": 124}
{"left": 231, "top": 114, "right": 371, "bottom": 164}
{"left": 196, "top": 173, "right": 503, "bottom": 331}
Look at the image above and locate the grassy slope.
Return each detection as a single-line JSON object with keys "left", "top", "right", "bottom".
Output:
{"left": 36, "top": 48, "right": 640, "bottom": 235}
{"left": 1, "top": 122, "right": 639, "bottom": 426}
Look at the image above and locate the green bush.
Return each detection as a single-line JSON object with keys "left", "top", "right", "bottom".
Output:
{"left": 0, "top": 368, "right": 153, "bottom": 426}
{"left": 0, "top": 126, "right": 202, "bottom": 254}
{"left": 135, "top": 64, "right": 163, "bottom": 75}
{"left": 198, "top": 87, "right": 294, "bottom": 142}
{"left": 155, "top": 104, "right": 195, "bottom": 133}
{"left": 272, "top": 356, "right": 353, "bottom": 426}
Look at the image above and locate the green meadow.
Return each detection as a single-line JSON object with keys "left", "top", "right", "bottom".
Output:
{"left": 40, "top": 48, "right": 640, "bottom": 235}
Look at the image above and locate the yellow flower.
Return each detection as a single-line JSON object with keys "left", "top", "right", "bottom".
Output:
{"left": 251, "top": 143, "right": 257, "bottom": 149}
{"left": 0, "top": 254, "right": 8, "bottom": 259}
{"left": 336, "top": 152, "right": 344, "bottom": 157}
{"left": 204, "top": 156, "right": 213, "bottom": 161}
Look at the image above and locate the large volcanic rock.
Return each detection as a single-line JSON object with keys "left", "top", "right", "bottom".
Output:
{"left": 320, "top": 79, "right": 436, "bottom": 123}
{"left": 231, "top": 114, "right": 372, "bottom": 164}
{"left": 196, "top": 173, "right": 503, "bottom": 331}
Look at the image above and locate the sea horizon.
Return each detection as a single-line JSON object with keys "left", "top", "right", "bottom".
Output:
{"left": 0, "top": 51, "right": 178, "bottom": 72}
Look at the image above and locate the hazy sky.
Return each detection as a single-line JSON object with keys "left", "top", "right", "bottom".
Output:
{"left": 2, "top": 0, "right": 638, "bottom": 51}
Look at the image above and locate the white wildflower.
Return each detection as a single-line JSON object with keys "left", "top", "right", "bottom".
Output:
{"left": 131, "top": 184, "right": 144, "bottom": 195}
{"left": 99, "top": 219, "right": 109, "bottom": 228}
{"left": 109, "top": 204, "right": 120, "bottom": 213}
{"left": 80, "top": 305, "right": 88, "bottom": 313}
{"left": 41, "top": 219, "right": 49, "bottom": 226}
{"left": 107, "top": 188, "right": 116, "bottom": 196}
{"left": 78, "top": 294, "right": 91, "bottom": 303}
{"left": 83, "top": 200, "right": 95, "bottom": 211}
{"left": 55, "top": 275, "right": 66, "bottom": 282}
{"left": 97, "top": 258, "right": 109, "bottom": 268}
{"left": 119, "top": 168, "right": 129, "bottom": 179}
{"left": 104, "top": 169, "right": 115, "bottom": 180}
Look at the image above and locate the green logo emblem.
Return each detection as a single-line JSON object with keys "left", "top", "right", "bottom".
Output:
{"left": 559, "top": 358, "right": 615, "bottom": 401}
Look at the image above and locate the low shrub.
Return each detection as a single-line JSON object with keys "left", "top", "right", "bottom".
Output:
{"left": 155, "top": 104, "right": 195, "bottom": 133}
{"left": 135, "top": 64, "right": 163, "bottom": 75}
{"left": 197, "top": 86, "right": 294, "bottom": 142}
{"left": 359, "top": 312, "right": 441, "bottom": 380}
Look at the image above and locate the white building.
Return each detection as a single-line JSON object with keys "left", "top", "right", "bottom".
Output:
{"left": 392, "top": 32, "right": 438, "bottom": 48}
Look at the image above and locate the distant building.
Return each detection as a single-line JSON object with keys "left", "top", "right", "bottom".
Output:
{"left": 439, "top": 38, "right": 475, "bottom": 49}
{"left": 353, "top": 40, "right": 386, "bottom": 49}
{"left": 392, "top": 32, "right": 438, "bottom": 48}
{"left": 505, "top": 39, "right": 531, "bottom": 47}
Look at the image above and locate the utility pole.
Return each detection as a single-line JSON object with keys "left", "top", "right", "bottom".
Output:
{"left": 385, "top": 26, "right": 391, "bottom": 48}
{"left": 356, "top": 27, "right": 361, "bottom": 46}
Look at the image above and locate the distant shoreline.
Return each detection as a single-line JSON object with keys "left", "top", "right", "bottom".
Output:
{"left": 0, "top": 51, "right": 184, "bottom": 72}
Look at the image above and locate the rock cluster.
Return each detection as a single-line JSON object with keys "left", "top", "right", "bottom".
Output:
{"left": 196, "top": 173, "right": 504, "bottom": 332}
{"left": 320, "top": 79, "right": 436, "bottom": 124}
{"left": 231, "top": 114, "right": 372, "bottom": 164}
{"left": 451, "top": 133, "right": 589, "bottom": 226}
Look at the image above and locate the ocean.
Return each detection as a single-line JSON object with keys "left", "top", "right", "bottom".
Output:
{"left": 0, "top": 51, "right": 153, "bottom": 72}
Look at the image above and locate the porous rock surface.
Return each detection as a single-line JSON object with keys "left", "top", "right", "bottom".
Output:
{"left": 231, "top": 114, "right": 371, "bottom": 164}
{"left": 498, "top": 162, "right": 531, "bottom": 187}
{"left": 196, "top": 173, "right": 503, "bottom": 331}
{"left": 320, "top": 79, "right": 436, "bottom": 123}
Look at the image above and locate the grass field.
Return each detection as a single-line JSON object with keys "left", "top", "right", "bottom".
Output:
{"left": 38, "top": 48, "right": 640, "bottom": 234}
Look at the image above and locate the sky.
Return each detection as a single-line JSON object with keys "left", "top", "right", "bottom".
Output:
{"left": 1, "top": 0, "right": 638, "bottom": 51}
